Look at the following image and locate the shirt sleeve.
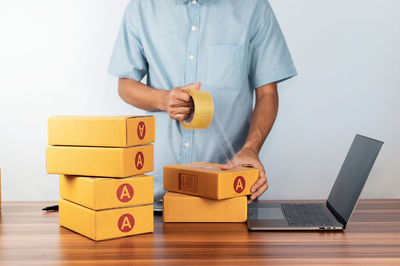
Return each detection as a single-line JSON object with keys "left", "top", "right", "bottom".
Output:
{"left": 107, "top": 0, "right": 148, "bottom": 81}
{"left": 248, "top": 1, "right": 297, "bottom": 89}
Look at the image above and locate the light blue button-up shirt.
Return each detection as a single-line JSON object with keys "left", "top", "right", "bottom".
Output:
{"left": 108, "top": 0, "right": 297, "bottom": 201}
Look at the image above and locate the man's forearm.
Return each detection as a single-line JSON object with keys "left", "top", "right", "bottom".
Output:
{"left": 243, "top": 82, "right": 279, "bottom": 154}
{"left": 118, "top": 78, "right": 168, "bottom": 112}
{"left": 223, "top": 82, "right": 277, "bottom": 201}
{"left": 118, "top": 78, "right": 199, "bottom": 121}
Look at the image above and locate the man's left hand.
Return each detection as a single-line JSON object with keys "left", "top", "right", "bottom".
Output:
{"left": 221, "top": 147, "right": 268, "bottom": 203}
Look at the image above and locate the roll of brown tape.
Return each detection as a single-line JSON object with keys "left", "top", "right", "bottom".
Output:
{"left": 180, "top": 89, "right": 214, "bottom": 130}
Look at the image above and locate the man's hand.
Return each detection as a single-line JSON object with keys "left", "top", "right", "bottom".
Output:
{"left": 164, "top": 82, "right": 201, "bottom": 121}
{"left": 222, "top": 147, "right": 268, "bottom": 204}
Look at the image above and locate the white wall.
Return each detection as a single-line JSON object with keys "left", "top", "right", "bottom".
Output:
{"left": 0, "top": 0, "right": 399, "bottom": 201}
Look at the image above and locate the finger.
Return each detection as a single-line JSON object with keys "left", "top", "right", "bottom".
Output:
{"left": 170, "top": 98, "right": 194, "bottom": 108}
{"left": 170, "top": 107, "right": 193, "bottom": 115}
{"left": 250, "top": 172, "right": 267, "bottom": 193}
{"left": 222, "top": 155, "right": 257, "bottom": 170}
{"left": 173, "top": 82, "right": 201, "bottom": 102}
{"left": 170, "top": 113, "right": 188, "bottom": 121}
{"left": 181, "top": 82, "right": 201, "bottom": 91}
{"left": 250, "top": 183, "right": 268, "bottom": 200}
{"left": 221, "top": 159, "right": 238, "bottom": 170}
{"left": 169, "top": 112, "right": 187, "bottom": 121}
{"left": 237, "top": 157, "right": 259, "bottom": 168}
{"left": 172, "top": 90, "right": 192, "bottom": 102}
{"left": 247, "top": 195, "right": 253, "bottom": 204}
{"left": 251, "top": 183, "right": 268, "bottom": 200}
{"left": 181, "top": 113, "right": 191, "bottom": 121}
{"left": 221, "top": 161, "right": 232, "bottom": 170}
{"left": 221, "top": 162, "right": 231, "bottom": 170}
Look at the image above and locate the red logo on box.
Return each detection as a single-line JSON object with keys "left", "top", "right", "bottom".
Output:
{"left": 135, "top": 151, "right": 144, "bottom": 170}
{"left": 233, "top": 176, "right": 246, "bottom": 193}
{"left": 118, "top": 214, "right": 135, "bottom": 233}
{"left": 116, "top": 184, "right": 134, "bottom": 202}
{"left": 137, "top": 121, "right": 146, "bottom": 140}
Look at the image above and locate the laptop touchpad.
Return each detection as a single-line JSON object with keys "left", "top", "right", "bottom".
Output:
{"left": 257, "top": 208, "right": 285, "bottom": 220}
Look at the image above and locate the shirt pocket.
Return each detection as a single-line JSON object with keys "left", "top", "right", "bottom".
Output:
{"left": 206, "top": 44, "right": 246, "bottom": 91}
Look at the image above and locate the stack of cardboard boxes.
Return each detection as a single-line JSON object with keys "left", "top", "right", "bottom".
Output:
{"left": 163, "top": 162, "right": 259, "bottom": 222}
{"left": 46, "top": 116, "right": 155, "bottom": 241}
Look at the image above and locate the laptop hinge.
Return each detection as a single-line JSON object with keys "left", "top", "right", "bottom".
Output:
{"left": 326, "top": 201, "right": 347, "bottom": 229}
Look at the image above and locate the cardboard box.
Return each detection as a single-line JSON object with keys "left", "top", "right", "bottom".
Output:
{"left": 163, "top": 162, "right": 259, "bottom": 200}
{"left": 59, "top": 199, "right": 153, "bottom": 241}
{"left": 60, "top": 174, "right": 153, "bottom": 210}
{"left": 47, "top": 145, "right": 154, "bottom": 177}
{"left": 48, "top": 116, "right": 155, "bottom": 147}
{"left": 163, "top": 192, "right": 247, "bottom": 222}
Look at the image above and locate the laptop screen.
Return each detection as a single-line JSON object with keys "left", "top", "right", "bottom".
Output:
{"left": 327, "top": 135, "right": 383, "bottom": 226}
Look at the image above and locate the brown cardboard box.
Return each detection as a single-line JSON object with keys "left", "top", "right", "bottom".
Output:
{"left": 164, "top": 162, "right": 259, "bottom": 200}
{"left": 60, "top": 174, "right": 153, "bottom": 210}
{"left": 48, "top": 116, "right": 155, "bottom": 147}
{"left": 46, "top": 144, "right": 154, "bottom": 178}
{"left": 59, "top": 199, "right": 153, "bottom": 241}
{"left": 163, "top": 192, "right": 247, "bottom": 222}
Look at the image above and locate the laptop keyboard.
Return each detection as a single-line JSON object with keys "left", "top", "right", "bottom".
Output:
{"left": 281, "top": 203, "right": 334, "bottom": 227}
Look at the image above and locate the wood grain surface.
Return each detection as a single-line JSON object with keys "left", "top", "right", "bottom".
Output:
{"left": 0, "top": 200, "right": 399, "bottom": 265}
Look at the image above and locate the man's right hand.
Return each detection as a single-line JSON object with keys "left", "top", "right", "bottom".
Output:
{"left": 165, "top": 82, "right": 201, "bottom": 121}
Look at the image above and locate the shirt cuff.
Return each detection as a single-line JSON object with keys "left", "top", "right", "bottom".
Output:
{"left": 252, "top": 66, "right": 298, "bottom": 89}
{"left": 107, "top": 68, "right": 146, "bottom": 81}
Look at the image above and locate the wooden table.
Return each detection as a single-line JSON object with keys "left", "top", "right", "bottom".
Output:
{"left": 0, "top": 200, "right": 399, "bottom": 265}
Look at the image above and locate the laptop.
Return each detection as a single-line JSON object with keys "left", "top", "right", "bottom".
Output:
{"left": 247, "top": 134, "right": 383, "bottom": 231}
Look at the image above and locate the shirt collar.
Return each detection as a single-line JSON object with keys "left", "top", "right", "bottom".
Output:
{"left": 174, "top": 0, "right": 217, "bottom": 6}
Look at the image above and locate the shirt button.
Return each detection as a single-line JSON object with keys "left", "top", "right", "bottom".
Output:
{"left": 191, "top": 26, "right": 197, "bottom": 31}
{"left": 184, "top": 142, "right": 190, "bottom": 148}
{"left": 189, "top": 55, "right": 194, "bottom": 60}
